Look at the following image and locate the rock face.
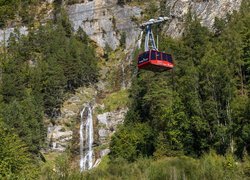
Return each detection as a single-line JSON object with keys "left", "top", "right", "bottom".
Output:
{"left": 46, "top": 87, "right": 96, "bottom": 152}
{"left": 92, "top": 108, "right": 127, "bottom": 167}
{"left": 0, "top": 0, "right": 242, "bottom": 49}
{"left": 0, "top": 26, "right": 28, "bottom": 46}
{"left": 165, "top": 0, "right": 242, "bottom": 37}
{"left": 97, "top": 108, "right": 127, "bottom": 144}
{"left": 47, "top": 124, "right": 73, "bottom": 152}
{"left": 67, "top": 0, "right": 142, "bottom": 50}
{"left": 45, "top": 83, "right": 127, "bottom": 169}
{"left": 66, "top": 0, "right": 242, "bottom": 48}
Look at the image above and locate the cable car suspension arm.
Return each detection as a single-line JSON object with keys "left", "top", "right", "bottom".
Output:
{"left": 140, "top": 17, "right": 171, "bottom": 52}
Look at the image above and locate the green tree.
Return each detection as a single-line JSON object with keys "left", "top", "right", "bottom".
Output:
{"left": 110, "top": 123, "right": 154, "bottom": 162}
{"left": 1, "top": 93, "right": 45, "bottom": 154}
{"left": 0, "top": 121, "right": 38, "bottom": 179}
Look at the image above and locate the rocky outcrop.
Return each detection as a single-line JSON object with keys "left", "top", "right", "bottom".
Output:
{"left": 46, "top": 87, "right": 97, "bottom": 152}
{"left": 0, "top": 26, "right": 28, "bottom": 46}
{"left": 0, "top": 0, "right": 242, "bottom": 49}
{"left": 87, "top": 108, "right": 127, "bottom": 167}
{"left": 66, "top": 0, "right": 242, "bottom": 48}
{"left": 45, "top": 85, "right": 128, "bottom": 170}
{"left": 47, "top": 124, "right": 73, "bottom": 152}
{"left": 67, "top": 0, "right": 142, "bottom": 50}
{"left": 97, "top": 108, "right": 128, "bottom": 144}
{"left": 165, "top": 0, "right": 242, "bottom": 37}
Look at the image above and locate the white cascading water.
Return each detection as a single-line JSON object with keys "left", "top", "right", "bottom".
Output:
{"left": 137, "top": 30, "right": 144, "bottom": 49}
{"left": 121, "top": 62, "right": 125, "bottom": 89}
{"left": 80, "top": 104, "right": 94, "bottom": 172}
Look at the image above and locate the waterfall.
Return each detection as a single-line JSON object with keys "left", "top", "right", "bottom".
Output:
{"left": 137, "top": 30, "right": 144, "bottom": 49}
{"left": 80, "top": 104, "right": 94, "bottom": 172}
{"left": 121, "top": 62, "right": 126, "bottom": 89}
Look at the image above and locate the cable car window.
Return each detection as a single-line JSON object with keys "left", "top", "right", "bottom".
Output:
{"left": 151, "top": 51, "right": 156, "bottom": 60}
{"left": 138, "top": 54, "right": 142, "bottom": 63}
{"left": 143, "top": 51, "right": 149, "bottom": 61}
{"left": 162, "top": 53, "right": 167, "bottom": 61}
{"left": 157, "top": 51, "right": 161, "bottom": 60}
{"left": 167, "top": 54, "right": 173, "bottom": 63}
{"left": 139, "top": 51, "right": 149, "bottom": 63}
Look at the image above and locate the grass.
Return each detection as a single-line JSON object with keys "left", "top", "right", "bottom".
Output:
{"left": 101, "top": 89, "right": 129, "bottom": 112}
{"left": 40, "top": 151, "right": 250, "bottom": 179}
{"left": 82, "top": 152, "right": 247, "bottom": 180}
{"left": 43, "top": 152, "right": 62, "bottom": 163}
{"left": 97, "top": 155, "right": 110, "bottom": 170}
{"left": 94, "top": 143, "right": 109, "bottom": 152}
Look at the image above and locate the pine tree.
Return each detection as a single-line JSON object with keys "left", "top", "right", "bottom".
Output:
{"left": 0, "top": 120, "right": 38, "bottom": 178}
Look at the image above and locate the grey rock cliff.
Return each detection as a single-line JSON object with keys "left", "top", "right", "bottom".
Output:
{"left": 97, "top": 108, "right": 127, "bottom": 144}
{"left": 67, "top": 0, "right": 142, "bottom": 50}
{"left": 165, "top": 0, "right": 242, "bottom": 37}
{"left": 0, "top": 0, "right": 242, "bottom": 49}
{"left": 0, "top": 26, "right": 28, "bottom": 46}
{"left": 66, "top": 0, "right": 242, "bottom": 47}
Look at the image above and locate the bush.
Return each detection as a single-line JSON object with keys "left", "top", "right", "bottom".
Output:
{"left": 110, "top": 123, "right": 154, "bottom": 161}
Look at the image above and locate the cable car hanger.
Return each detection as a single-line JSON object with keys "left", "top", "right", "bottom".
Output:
{"left": 140, "top": 16, "right": 171, "bottom": 51}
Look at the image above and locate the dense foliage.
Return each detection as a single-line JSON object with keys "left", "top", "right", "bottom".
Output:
{"left": 110, "top": 0, "right": 250, "bottom": 161}
{"left": 0, "top": 121, "right": 39, "bottom": 179}
{"left": 0, "top": 0, "right": 39, "bottom": 27}
{"left": 41, "top": 152, "right": 250, "bottom": 179}
{"left": 0, "top": 13, "right": 98, "bottom": 177}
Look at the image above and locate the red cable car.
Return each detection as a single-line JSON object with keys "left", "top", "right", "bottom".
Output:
{"left": 138, "top": 50, "right": 174, "bottom": 72}
{"left": 137, "top": 17, "right": 174, "bottom": 72}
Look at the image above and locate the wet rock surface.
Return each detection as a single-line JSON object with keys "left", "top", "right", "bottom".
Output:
{"left": 46, "top": 87, "right": 97, "bottom": 152}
